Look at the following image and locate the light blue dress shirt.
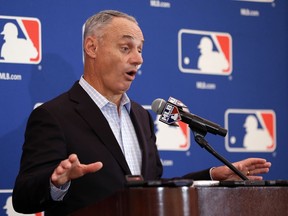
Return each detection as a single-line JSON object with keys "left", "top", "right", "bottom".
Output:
{"left": 79, "top": 76, "right": 142, "bottom": 175}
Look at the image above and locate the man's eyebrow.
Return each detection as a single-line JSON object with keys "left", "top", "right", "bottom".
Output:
{"left": 121, "top": 34, "right": 144, "bottom": 43}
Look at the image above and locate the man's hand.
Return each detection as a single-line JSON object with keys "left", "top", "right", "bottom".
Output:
{"left": 51, "top": 154, "right": 103, "bottom": 188}
{"left": 211, "top": 158, "right": 271, "bottom": 181}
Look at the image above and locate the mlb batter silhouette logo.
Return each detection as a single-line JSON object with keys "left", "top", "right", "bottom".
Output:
{"left": 178, "top": 29, "right": 232, "bottom": 75}
{"left": 155, "top": 115, "right": 190, "bottom": 151}
{"left": 0, "top": 15, "right": 41, "bottom": 64}
{"left": 225, "top": 109, "right": 276, "bottom": 152}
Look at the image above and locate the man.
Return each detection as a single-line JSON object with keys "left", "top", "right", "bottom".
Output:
{"left": 12, "top": 10, "right": 271, "bottom": 215}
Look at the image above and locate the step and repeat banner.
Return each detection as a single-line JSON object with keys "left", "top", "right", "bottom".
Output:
{"left": 1, "top": 0, "right": 287, "bottom": 215}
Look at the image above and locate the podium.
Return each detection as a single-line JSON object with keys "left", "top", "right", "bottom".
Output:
{"left": 71, "top": 186, "right": 288, "bottom": 216}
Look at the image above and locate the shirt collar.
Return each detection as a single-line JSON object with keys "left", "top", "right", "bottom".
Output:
{"left": 79, "top": 76, "right": 131, "bottom": 112}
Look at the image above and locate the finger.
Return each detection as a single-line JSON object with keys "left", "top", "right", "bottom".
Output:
{"left": 245, "top": 158, "right": 267, "bottom": 166}
{"left": 56, "top": 163, "right": 71, "bottom": 175}
{"left": 247, "top": 175, "right": 264, "bottom": 181}
{"left": 51, "top": 168, "right": 68, "bottom": 183}
{"left": 251, "top": 168, "right": 270, "bottom": 175}
{"left": 247, "top": 163, "right": 271, "bottom": 174}
{"left": 83, "top": 162, "right": 103, "bottom": 174}
{"left": 61, "top": 159, "right": 74, "bottom": 169}
{"left": 253, "top": 162, "right": 272, "bottom": 169}
{"left": 68, "top": 154, "right": 79, "bottom": 164}
{"left": 52, "top": 158, "right": 74, "bottom": 179}
{"left": 52, "top": 165, "right": 70, "bottom": 181}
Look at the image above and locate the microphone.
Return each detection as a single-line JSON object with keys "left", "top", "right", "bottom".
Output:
{"left": 152, "top": 97, "right": 248, "bottom": 180}
{"left": 151, "top": 97, "right": 227, "bottom": 137}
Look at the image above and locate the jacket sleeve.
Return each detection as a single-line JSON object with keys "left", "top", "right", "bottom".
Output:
{"left": 12, "top": 106, "right": 66, "bottom": 213}
{"left": 181, "top": 168, "right": 212, "bottom": 180}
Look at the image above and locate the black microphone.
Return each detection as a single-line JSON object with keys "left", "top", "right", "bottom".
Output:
{"left": 151, "top": 98, "right": 227, "bottom": 137}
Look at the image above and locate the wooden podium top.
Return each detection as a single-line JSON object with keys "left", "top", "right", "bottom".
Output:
{"left": 71, "top": 186, "right": 288, "bottom": 216}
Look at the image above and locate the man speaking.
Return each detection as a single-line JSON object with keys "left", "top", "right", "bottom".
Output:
{"left": 12, "top": 10, "right": 271, "bottom": 215}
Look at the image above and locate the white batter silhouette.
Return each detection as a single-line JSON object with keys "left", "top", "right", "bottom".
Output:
{"left": 243, "top": 115, "right": 272, "bottom": 150}
{"left": 1, "top": 22, "right": 38, "bottom": 62}
{"left": 155, "top": 116, "right": 187, "bottom": 150}
{"left": 197, "top": 36, "right": 228, "bottom": 73}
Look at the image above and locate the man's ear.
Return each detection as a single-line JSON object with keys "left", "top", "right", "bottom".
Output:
{"left": 84, "top": 36, "right": 97, "bottom": 58}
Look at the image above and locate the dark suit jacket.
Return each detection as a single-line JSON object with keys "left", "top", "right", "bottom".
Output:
{"left": 12, "top": 82, "right": 211, "bottom": 215}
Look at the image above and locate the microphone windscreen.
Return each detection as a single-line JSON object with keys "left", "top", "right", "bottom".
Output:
{"left": 151, "top": 98, "right": 166, "bottom": 114}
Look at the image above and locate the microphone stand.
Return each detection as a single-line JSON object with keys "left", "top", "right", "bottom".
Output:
{"left": 191, "top": 126, "right": 248, "bottom": 181}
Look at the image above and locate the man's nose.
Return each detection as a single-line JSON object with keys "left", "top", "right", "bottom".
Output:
{"left": 130, "top": 50, "right": 143, "bottom": 66}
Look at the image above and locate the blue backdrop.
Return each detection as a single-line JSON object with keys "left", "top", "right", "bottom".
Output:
{"left": 1, "top": 0, "right": 288, "bottom": 215}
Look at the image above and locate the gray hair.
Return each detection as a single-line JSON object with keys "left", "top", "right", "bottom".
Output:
{"left": 83, "top": 10, "right": 138, "bottom": 40}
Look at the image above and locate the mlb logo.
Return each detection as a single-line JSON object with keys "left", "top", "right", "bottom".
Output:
{"left": 0, "top": 15, "right": 41, "bottom": 64}
{"left": 178, "top": 29, "right": 232, "bottom": 75}
{"left": 159, "top": 104, "right": 181, "bottom": 125}
{"left": 225, "top": 109, "right": 276, "bottom": 152}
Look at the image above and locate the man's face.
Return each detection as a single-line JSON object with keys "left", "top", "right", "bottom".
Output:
{"left": 92, "top": 17, "right": 144, "bottom": 97}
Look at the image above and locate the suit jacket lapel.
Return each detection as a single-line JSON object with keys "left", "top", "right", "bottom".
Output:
{"left": 68, "top": 82, "right": 131, "bottom": 175}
